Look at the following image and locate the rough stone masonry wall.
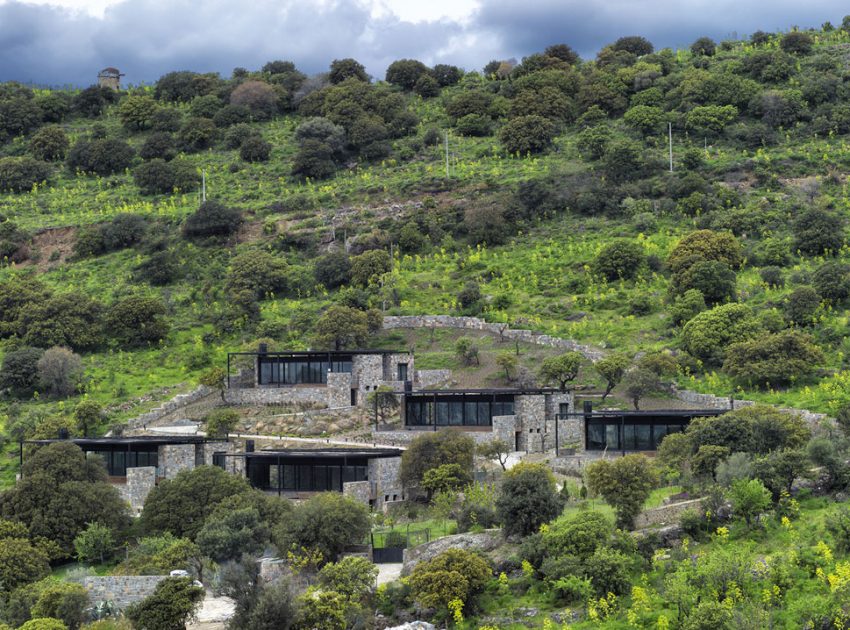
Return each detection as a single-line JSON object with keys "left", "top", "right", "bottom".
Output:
{"left": 225, "top": 385, "right": 331, "bottom": 407}
{"left": 492, "top": 415, "right": 517, "bottom": 446}
{"left": 125, "top": 385, "right": 214, "bottom": 431}
{"left": 83, "top": 576, "right": 167, "bottom": 610}
{"left": 326, "top": 371, "right": 353, "bottom": 408}
{"left": 633, "top": 497, "right": 706, "bottom": 529}
{"left": 343, "top": 480, "right": 372, "bottom": 505}
{"left": 122, "top": 467, "right": 156, "bottom": 514}
{"left": 370, "top": 457, "right": 404, "bottom": 506}
{"left": 158, "top": 444, "right": 195, "bottom": 479}
{"left": 416, "top": 369, "right": 452, "bottom": 388}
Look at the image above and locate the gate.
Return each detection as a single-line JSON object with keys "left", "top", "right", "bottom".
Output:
{"left": 370, "top": 527, "right": 432, "bottom": 564}
{"left": 372, "top": 546, "right": 404, "bottom": 563}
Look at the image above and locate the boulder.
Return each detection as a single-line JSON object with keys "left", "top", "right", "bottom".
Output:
{"left": 401, "top": 530, "right": 502, "bottom": 575}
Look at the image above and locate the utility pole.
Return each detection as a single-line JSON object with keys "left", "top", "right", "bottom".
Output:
{"left": 444, "top": 131, "right": 449, "bottom": 178}
{"left": 202, "top": 170, "right": 207, "bottom": 203}
{"left": 668, "top": 123, "right": 673, "bottom": 173}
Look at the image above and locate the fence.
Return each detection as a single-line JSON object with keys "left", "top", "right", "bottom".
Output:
{"left": 370, "top": 526, "right": 433, "bottom": 564}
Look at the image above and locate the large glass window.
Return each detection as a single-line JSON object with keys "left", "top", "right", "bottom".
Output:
{"left": 405, "top": 394, "right": 515, "bottom": 427}
{"left": 585, "top": 418, "right": 693, "bottom": 451}
{"left": 258, "top": 355, "right": 353, "bottom": 385}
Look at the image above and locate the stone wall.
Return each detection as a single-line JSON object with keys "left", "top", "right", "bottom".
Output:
{"left": 225, "top": 384, "right": 332, "bottom": 407}
{"left": 492, "top": 415, "right": 517, "bottom": 446}
{"left": 371, "top": 456, "right": 403, "bottom": 507}
{"left": 383, "top": 315, "right": 605, "bottom": 361}
{"left": 343, "top": 480, "right": 372, "bottom": 505}
{"left": 326, "top": 372, "right": 353, "bottom": 408}
{"left": 125, "top": 385, "right": 215, "bottom": 431}
{"left": 123, "top": 467, "right": 156, "bottom": 514}
{"left": 158, "top": 444, "right": 195, "bottom": 479}
{"left": 402, "top": 530, "right": 502, "bottom": 575}
{"left": 415, "top": 369, "right": 452, "bottom": 388}
{"left": 634, "top": 497, "right": 705, "bottom": 529}
{"left": 373, "top": 428, "right": 497, "bottom": 447}
{"left": 83, "top": 576, "right": 167, "bottom": 610}
{"left": 673, "top": 388, "right": 831, "bottom": 427}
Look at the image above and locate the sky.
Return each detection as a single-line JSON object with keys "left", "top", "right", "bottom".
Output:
{"left": 0, "top": 0, "right": 848, "bottom": 87}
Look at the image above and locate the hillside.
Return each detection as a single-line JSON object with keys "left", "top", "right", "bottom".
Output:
{"left": 2, "top": 27, "right": 850, "bottom": 482}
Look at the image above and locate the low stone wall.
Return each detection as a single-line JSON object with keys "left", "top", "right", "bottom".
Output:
{"left": 82, "top": 576, "right": 167, "bottom": 610}
{"left": 416, "top": 369, "right": 453, "bottom": 388}
{"left": 374, "top": 428, "right": 498, "bottom": 447}
{"left": 383, "top": 315, "right": 605, "bottom": 361}
{"left": 402, "top": 530, "right": 502, "bottom": 575}
{"left": 673, "top": 388, "right": 831, "bottom": 427}
{"left": 125, "top": 386, "right": 214, "bottom": 430}
{"left": 225, "top": 385, "right": 331, "bottom": 406}
{"left": 633, "top": 497, "right": 705, "bottom": 529}
{"left": 343, "top": 480, "right": 371, "bottom": 505}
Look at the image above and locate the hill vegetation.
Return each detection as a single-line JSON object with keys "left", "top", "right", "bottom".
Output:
{"left": 2, "top": 23, "right": 850, "bottom": 482}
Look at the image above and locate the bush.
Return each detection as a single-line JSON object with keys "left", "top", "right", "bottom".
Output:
{"left": 760, "top": 266, "right": 784, "bottom": 288}
{"left": 182, "top": 200, "right": 242, "bottom": 238}
{"left": 178, "top": 117, "right": 218, "bottom": 152}
{"left": 386, "top": 59, "right": 431, "bottom": 89}
{"left": 400, "top": 429, "right": 475, "bottom": 494}
{"left": 673, "top": 260, "right": 737, "bottom": 304}
{"left": 350, "top": 249, "right": 391, "bottom": 287}
{"left": 813, "top": 261, "right": 850, "bottom": 304}
{"left": 0, "top": 157, "right": 52, "bottom": 193}
{"left": 313, "top": 305, "right": 369, "bottom": 350}
{"left": 495, "top": 463, "right": 563, "bottom": 537}
{"left": 29, "top": 126, "right": 69, "bottom": 162}
{"left": 212, "top": 104, "right": 251, "bottom": 128}
{"left": 67, "top": 138, "right": 134, "bottom": 176}
{"left": 118, "top": 95, "right": 159, "bottom": 131}
{"left": 125, "top": 577, "right": 204, "bottom": 630}
{"left": 318, "top": 556, "right": 378, "bottom": 601}
{"left": 499, "top": 115, "right": 555, "bottom": 154}
{"left": 723, "top": 330, "right": 823, "bottom": 387}
{"left": 681, "top": 303, "right": 761, "bottom": 364}
{"left": 239, "top": 135, "right": 272, "bottom": 162}
{"left": 780, "top": 31, "right": 813, "bottom": 54}
{"left": 582, "top": 547, "right": 631, "bottom": 596}
{"left": 667, "top": 229, "right": 743, "bottom": 274}
{"left": 105, "top": 296, "right": 170, "bottom": 348}
{"left": 793, "top": 208, "right": 845, "bottom": 256}
{"left": 728, "top": 478, "right": 771, "bottom": 526}
{"left": 0, "top": 346, "right": 44, "bottom": 397}
{"left": 314, "top": 252, "right": 351, "bottom": 289}
{"left": 586, "top": 455, "right": 657, "bottom": 529}
{"left": 230, "top": 80, "right": 278, "bottom": 119}
{"left": 291, "top": 139, "right": 337, "bottom": 180}
{"left": 690, "top": 36, "right": 716, "bottom": 56}
{"left": 224, "top": 124, "right": 261, "bottom": 150}
{"left": 670, "top": 289, "right": 707, "bottom": 326}
{"left": 188, "top": 94, "right": 222, "bottom": 119}
{"left": 133, "top": 158, "right": 199, "bottom": 195}
{"left": 37, "top": 347, "right": 84, "bottom": 398}
{"left": 826, "top": 507, "right": 850, "bottom": 554}
{"left": 602, "top": 139, "right": 644, "bottom": 182}
{"left": 226, "top": 250, "right": 288, "bottom": 298}
{"left": 592, "top": 240, "right": 645, "bottom": 281}
{"left": 139, "top": 132, "right": 177, "bottom": 161}
{"left": 543, "top": 511, "right": 612, "bottom": 558}
{"left": 196, "top": 507, "right": 269, "bottom": 562}
{"left": 408, "top": 549, "right": 492, "bottom": 613}
{"left": 455, "top": 113, "right": 492, "bottom": 137}
{"left": 683, "top": 600, "right": 733, "bottom": 630}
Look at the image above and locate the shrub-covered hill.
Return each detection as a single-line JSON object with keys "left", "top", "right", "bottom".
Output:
{"left": 3, "top": 26, "right": 850, "bottom": 480}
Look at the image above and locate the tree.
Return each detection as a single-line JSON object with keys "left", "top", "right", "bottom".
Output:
{"left": 667, "top": 230, "right": 743, "bottom": 274}
{"left": 0, "top": 157, "right": 52, "bottom": 193}
{"left": 17, "top": 619, "right": 68, "bottom": 630}
{"left": 728, "top": 478, "right": 771, "bottom": 526}
{"left": 422, "top": 463, "right": 468, "bottom": 497}
{"left": 586, "top": 454, "right": 657, "bottom": 529}
{"left": 66, "top": 138, "right": 135, "bottom": 176}
{"left": 432, "top": 63, "right": 463, "bottom": 86}
{"left": 539, "top": 352, "right": 583, "bottom": 391}
{"left": 118, "top": 95, "right": 159, "bottom": 131}
{"left": 0, "top": 442, "right": 130, "bottom": 557}
{"left": 196, "top": 507, "right": 269, "bottom": 562}
{"left": 105, "top": 296, "right": 170, "bottom": 348}
{"left": 72, "top": 522, "right": 113, "bottom": 564}
{"left": 400, "top": 429, "right": 475, "bottom": 492}
{"left": 690, "top": 36, "right": 717, "bottom": 56}
{"left": 683, "top": 601, "right": 733, "bottom": 630}
{"left": 692, "top": 445, "right": 731, "bottom": 479}
{"left": 230, "top": 80, "right": 278, "bottom": 120}
{"left": 408, "top": 549, "right": 492, "bottom": 614}
{"left": 681, "top": 303, "right": 761, "bottom": 364}
{"left": 723, "top": 329, "right": 823, "bottom": 387}
{"left": 124, "top": 577, "right": 205, "bottom": 630}
{"left": 291, "top": 139, "right": 337, "bottom": 180}
{"left": 496, "top": 352, "right": 517, "bottom": 382}
{"left": 314, "top": 252, "right": 351, "bottom": 289}
{"left": 593, "top": 240, "right": 645, "bottom": 281}
{"left": 313, "top": 305, "right": 369, "bottom": 350}
{"left": 72, "top": 400, "right": 102, "bottom": 437}
{"left": 780, "top": 31, "right": 813, "bottom": 54}
{"left": 318, "top": 556, "right": 377, "bottom": 602}
{"left": 0, "top": 537, "right": 51, "bottom": 593}
{"left": 226, "top": 250, "right": 288, "bottom": 299}
{"left": 30, "top": 581, "right": 90, "bottom": 630}
{"left": 594, "top": 353, "right": 630, "bottom": 401}
{"left": 328, "top": 58, "right": 369, "bottom": 84}
{"left": 623, "top": 105, "right": 666, "bottom": 135}
{"left": 18, "top": 293, "right": 103, "bottom": 351}
{"left": 672, "top": 260, "right": 737, "bottom": 304}
{"left": 139, "top": 466, "right": 252, "bottom": 539}
{"left": 367, "top": 386, "right": 399, "bottom": 424}
{"left": 813, "top": 261, "right": 850, "bottom": 304}
{"left": 385, "top": 59, "right": 431, "bottom": 89}
{"left": 499, "top": 115, "right": 556, "bottom": 154}
{"left": 496, "top": 462, "right": 563, "bottom": 537}
{"left": 205, "top": 408, "right": 239, "bottom": 438}
{"left": 784, "top": 286, "right": 821, "bottom": 325}
{"left": 350, "top": 249, "right": 391, "bottom": 286}
{"left": 29, "top": 125, "right": 69, "bottom": 161}
{"left": 177, "top": 117, "right": 218, "bottom": 152}
{"left": 133, "top": 158, "right": 199, "bottom": 195}
{"left": 477, "top": 439, "right": 511, "bottom": 470}
{"left": 182, "top": 200, "right": 242, "bottom": 238}
{"left": 612, "top": 35, "right": 654, "bottom": 55}
{"left": 37, "top": 347, "right": 83, "bottom": 398}
{"left": 602, "top": 139, "right": 644, "bottom": 182}
{"left": 273, "top": 492, "right": 370, "bottom": 563}
{"left": 189, "top": 94, "right": 222, "bottom": 119}
{"left": 245, "top": 577, "right": 297, "bottom": 630}
{"left": 0, "top": 346, "right": 44, "bottom": 397}
{"left": 240, "top": 135, "right": 272, "bottom": 162}
{"left": 793, "top": 208, "right": 844, "bottom": 256}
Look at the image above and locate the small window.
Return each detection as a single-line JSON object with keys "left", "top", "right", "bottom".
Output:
{"left": 393, "top": 494, "right": 398, "bottom": 501}
{"left": 385, "top": 495, "right": 390, "bottom": 502}
{"left": 397, "top": 363, "right": 408, "bottom": 381}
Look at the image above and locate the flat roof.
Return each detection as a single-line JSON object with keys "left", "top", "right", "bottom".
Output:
{"left": 229, "top": 349, "right": 406, "bottom": 357}
{"left": 403, "top": 388, "right": 564, "bottom": 396}
{"left": 584, "top": 409, "right": 725, "bottom": 418}
{"left": 235, "top": 447, "right": 403, "bottom": 459}
{"left": 26, "top": 436, "right": 213, "bottom": 446}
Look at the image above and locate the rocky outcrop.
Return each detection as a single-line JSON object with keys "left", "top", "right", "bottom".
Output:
{"left": 401, "top": 530, "right": 502, "bottom": 575}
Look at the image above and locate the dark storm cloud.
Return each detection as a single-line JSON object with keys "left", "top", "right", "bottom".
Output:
{"left": 0, "top": 0, "right": 848, "bottom": 86}
{"left": 0, "top": 0, "right": 465, "bottom": 86}
{"left": 473, "top": 0, "right": 850, "bottom": 61}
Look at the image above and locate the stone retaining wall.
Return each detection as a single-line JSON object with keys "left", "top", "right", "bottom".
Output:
{"left": 125, "top": 386, "right": 215, "bottom": 430}
{"left": 633, "top": 497, "right": 705, "bottom": 529}
{"left": 673, "top": 388, "right": 830, "bottom": 427}
{"left": 82, "top": 576, "right": 167, "bottom": 610}
{"left": 402, "top": 530, "right": 502, "bottom": 575}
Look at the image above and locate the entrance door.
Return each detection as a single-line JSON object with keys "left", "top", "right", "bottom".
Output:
{"left": 397, "top": 363, "right": 408, "bottom": 382}
{"left": 350, "top": 389, "right": 357, "bottom": 406}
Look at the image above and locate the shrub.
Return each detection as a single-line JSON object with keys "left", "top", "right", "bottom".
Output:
{"left": 0, "top": 346, "right": 43, "bottom": 397}
{"left": 212, "top": 104, "right": 251, "bottom": 128}
{"left": 400, "top": 429, "right": 475, "bottom": 494}
{"left": 151, "top": 107, "right": 183, "bottom": 131}
{"left": 826, "top": 507, "right": 850, "bottom": 554}
{"left": 105, "top": 296, "right": 170, "bottom": 348}
{"left": 455, "top": 113, "right": 492, "bottom": 137}
{"left": 226, "top": 250, "right": 288, "bottom": 298}
{"left": 386, "top": 59, "right": 431, "bottom": 89}
{"left": 67, "top": 138, "right": 135, "bottom": 176}
{"left": 592, "top": 240, "right": 645, "bottom": 281}
{"left": 118, "top": 95, "right": 159, "bottom": 131}
{"left": 314, "top": 252, "right": 352, "bottom": 289}
{"left": 313, "top": 305, "right": 369, "bottom": 350}
{"left": 408, "top": 548, "right": 492, "bottom": 613}
{"left": 196, "top": 507, "right": 269, "bottom": 562}
{"left": 291, "top": 139, "right": 337, "bottom": 180}
{"left": 602, "top": 139, "right": 644, "bottom": 182}
{"left": 667, "top": 229, "right": 743, "bottom": 274}
{"left": 350, "top": 249, "right": 391, "bottom": 286}
{"left": 28, "top": 126, "right": 69, "bottom": 161}
{"left": 670, "top": 289, "right": 707, "bottom": 326}
{"left": 612, "top": 35, "right": 654, "bottom": 55}
{"left": 101, "top": 213, "right": 148, "bottom": 251}
{"left": 139, "top": 132, "right": 177, "bottom": 161}
{"left": 19, "top": 293, "right": 103, "bottom": 351}
{"left": 793, "top": 208, "right": 845, "bottom": 256}
{"left": 499, "top": 115, "right": 556, "bottom": 154}
{"left": 178, "top": 117, "right": 218, "bottom": 152}
{"left": 728, "top": 478, "right": 771, "bottom": 526}
{"left": 582, "top": 547, "right": 631, "bottom": 596}
{"left": 780, "top": 31, "right": 813, "bottom": 54}
{"left": 723, "top": 330, "right": 823, "bottom": 387}
{"left": 188, "top": 94, "right": 222, "bottom": 119}
{"left": 224, "top": 124, "right": 261, "bottom": 150}
{"left": 124, "top": 577, "right": 204, "bottom": 630}
{"left": 239, "top": 135, "right": 272, "bottom": 162}
{"left": 230, "top": 80, "right": 278, "bottom": 119}
{"left": 813, "top": 261, "right": 850, "bottom": 304}
{"left": 543, "top": 511, "right": 612, "bottom": 558}
{"left": 681, "top": 303, "right": 761, "bottom": 364}
{"left": 37, "top": 347, "right": 84, "bottom": 398}
{"left": 318, "top": 556, "right": 378, "bottom": 602}
{"left": 495, "top": 463, "right": 563, "bottom": 537}
{"left": 182, "top": 200, "right": 242, "bottom": 238}
{"left": 683, "top": 600, "right": 733, "bottom": 630}
{"left": 586, "top": 455, "right": 658, "bottom": 529}
{"left": 690, "top": 36, "right": 716, "bottom": 56}
{"left": 133, "top": 158, "right": 199, "bottom": 194}
{"left": 673, "top": 260, "right": 737, "bottom": 304}
{"left": 0, "top": 157, "right": 52, "bottom": 193}
{"left": 760, "top": 266, "right": 784, "bottom": 288}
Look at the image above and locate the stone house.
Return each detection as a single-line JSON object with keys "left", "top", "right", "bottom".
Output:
{"left": 224, "top": 349, "right": 415, "bottom": 409}
{"left": 97, "top": 67, "right": 123, "bottom": 90}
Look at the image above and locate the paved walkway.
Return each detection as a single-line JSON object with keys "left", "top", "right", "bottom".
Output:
{"left": 147, "top": 424, "right": 406, "bottom": 450}
{"left": 377, "top": 562, "right": 403, "bottom": 585}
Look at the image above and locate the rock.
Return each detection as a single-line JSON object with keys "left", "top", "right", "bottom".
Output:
{"left": 384, "top": 623, "right": 436, "bottom": 630}
{"left": 401, "top": 530, "right": 502, "bottom": 575}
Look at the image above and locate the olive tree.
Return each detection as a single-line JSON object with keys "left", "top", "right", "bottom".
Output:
{"left": 586, "top": 454, "right": 658, "bottom": 529}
